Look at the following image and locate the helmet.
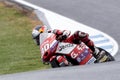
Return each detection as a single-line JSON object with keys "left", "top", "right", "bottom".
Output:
{"left": 32, "top": 25, "right": 46, "bottom": 39}
{"left": 32, "top": 25, "right": 46, "bottom": 45}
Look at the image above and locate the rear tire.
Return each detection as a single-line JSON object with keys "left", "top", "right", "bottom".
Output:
{"left": 95, "top": 47, "right": 115, "bottom": 62}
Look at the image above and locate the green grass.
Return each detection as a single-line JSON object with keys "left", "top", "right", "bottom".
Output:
{"left": 0, "top": 3, "right": 50, "bottom": 74}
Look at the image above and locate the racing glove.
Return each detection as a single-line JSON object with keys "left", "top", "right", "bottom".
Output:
{"left": 55, "top": 30, "right": 71, "bottom": 41}
{"left": 47, "top": 29, "right": 71, "bottom": 41}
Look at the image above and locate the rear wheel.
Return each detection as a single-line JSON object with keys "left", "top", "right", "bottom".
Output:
{"left": 95, "top": 47, "right": 115, "bottom": 63}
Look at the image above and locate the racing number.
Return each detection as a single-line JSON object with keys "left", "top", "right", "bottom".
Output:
{"left": 41, "top": 43, "right": 50, "bottom": 54}
{"left": 77, "top": 44, "right": 85, "bottom": 50}
{"left": 71, "top": 44, "right": 85, "bottom": 59}
{"left": 71, "top": 52, "right": 78, "bottom": 59}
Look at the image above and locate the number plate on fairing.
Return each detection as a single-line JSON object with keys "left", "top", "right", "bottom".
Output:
{"left": 56, "top": 42, "right": 77, "bottom": 54}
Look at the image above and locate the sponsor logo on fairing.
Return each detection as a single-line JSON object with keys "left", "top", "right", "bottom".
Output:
{"left": 86, "top": 57, "right": 96, "bottom": 64}
{"left": 56, "top": 42, "right": 77, "bottom": 54}
{"left": 59, "top": 43, "right": 74, "bottom": 51}
{"left": 76, "top": 49, "right": 89, "bottom": 62}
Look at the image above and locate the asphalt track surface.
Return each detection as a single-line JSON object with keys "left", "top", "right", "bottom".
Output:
{"left": 0, "top": 0, "right": 120, "bottom": 80}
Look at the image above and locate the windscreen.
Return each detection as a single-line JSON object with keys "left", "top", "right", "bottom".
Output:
{"left": 39, "top": 33, "right": 48, "bottom": 45}
{"left": 39, "top": 33, "right": 54, "bottom": 45}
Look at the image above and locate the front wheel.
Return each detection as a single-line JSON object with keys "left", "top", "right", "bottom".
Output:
{"left": 50, "top": 55, "right": 71, "bottom": 68}
{"left": 50, "top": 57, "right": 60, "bottom": 68}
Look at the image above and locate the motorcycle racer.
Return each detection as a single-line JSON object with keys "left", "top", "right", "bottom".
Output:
{"left": 32, "top": 25, "right": 115, "bottom": 67}
{"left": 32, "top": 25, "right": 96, "bottom": 67}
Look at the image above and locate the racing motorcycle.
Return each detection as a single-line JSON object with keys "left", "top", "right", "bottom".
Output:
{"left": 39, "top": 32, "right": 115, "bottom": 68}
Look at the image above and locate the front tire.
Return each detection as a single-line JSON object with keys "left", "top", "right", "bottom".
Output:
{"left": 50, "top": 57, "right": 60, "bottom": 68}
{"left": 50, "top": 55, "right": 71, "bottom": 68}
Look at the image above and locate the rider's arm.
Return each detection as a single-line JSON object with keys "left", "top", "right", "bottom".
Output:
{"left": 48, "top": 29, "right": 71, "bottom": 41}
{"left": 47, "top": 29, "right": 63, "bottom": 35}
